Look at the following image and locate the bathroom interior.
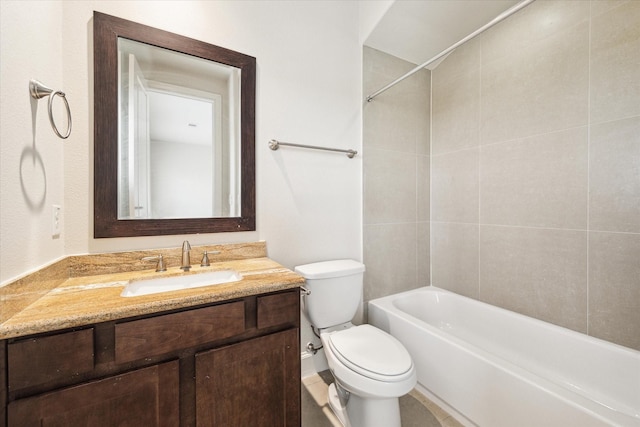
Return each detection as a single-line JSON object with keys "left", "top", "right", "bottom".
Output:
{"left": 1, "top": 0, "right": 639, "bottom": 426}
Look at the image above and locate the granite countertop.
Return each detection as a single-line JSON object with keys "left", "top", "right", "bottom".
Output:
{"left": 0, "top": 243, "right": 304, "bottom": 340}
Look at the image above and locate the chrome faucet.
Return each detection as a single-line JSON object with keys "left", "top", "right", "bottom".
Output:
{"left": 181, "top": 240, "right": 191, "bottom": 271}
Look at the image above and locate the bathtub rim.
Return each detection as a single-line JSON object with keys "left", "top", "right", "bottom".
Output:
{"left": 368, "top": 285, "right": 640, "bottom": 426}
{"left": 371, "top": 285, "right": 640, "bottom": 357}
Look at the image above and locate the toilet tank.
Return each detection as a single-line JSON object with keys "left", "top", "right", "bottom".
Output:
{"left": 295, "top": 260, "right": 365, "bottom": 329}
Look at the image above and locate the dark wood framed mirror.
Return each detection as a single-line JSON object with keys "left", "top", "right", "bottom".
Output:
{"left": 93, "top": 11, "right": 255, "bottom": 238}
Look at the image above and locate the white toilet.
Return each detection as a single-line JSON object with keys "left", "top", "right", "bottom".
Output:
{"left": 295, "top": 259, "right": 416, "bottom": 427}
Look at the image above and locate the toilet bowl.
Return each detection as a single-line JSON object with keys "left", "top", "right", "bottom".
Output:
{"left": 295, "top": 260, "right": 417, "bottom": 427}
{"left": 321, "top": 324, "right": 417, "bottom": 427}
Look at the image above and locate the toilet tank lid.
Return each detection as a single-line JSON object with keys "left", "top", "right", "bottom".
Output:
{"left": 294, "top": 259, "right": 365, "bottom": 279}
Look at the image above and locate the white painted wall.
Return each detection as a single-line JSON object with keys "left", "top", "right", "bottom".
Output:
{"left": 0, "top": 0, "right": 66, "bottom": 282}
{"left": 1, "top": 0, "right": 363, "bottom": 284}
{"left": 358, "top": 0, "right": 394, "bottom": 45}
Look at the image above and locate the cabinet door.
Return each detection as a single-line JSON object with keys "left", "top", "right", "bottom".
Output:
{"left": 195, "top": 328, "right": 300, "bottom": 427}
{"left": 7, "top": 360, "right": 179, "bottom": 427}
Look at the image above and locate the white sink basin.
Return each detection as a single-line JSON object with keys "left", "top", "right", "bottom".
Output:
{"left": 121, "top": 270, "right": 242, "bottom": 297}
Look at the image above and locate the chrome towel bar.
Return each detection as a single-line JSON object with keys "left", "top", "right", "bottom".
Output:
{"left": 269, "top": 139, "right": 357, "bottom": 159}
{"left": 29, "top": 79, "right": 72, "bottom": 139}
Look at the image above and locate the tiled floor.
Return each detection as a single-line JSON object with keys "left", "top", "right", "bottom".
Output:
{"left": 302, "top": 371, "right": 465, "bottom": 427}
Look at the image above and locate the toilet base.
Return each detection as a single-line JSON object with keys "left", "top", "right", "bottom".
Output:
{"left": 328, "top": 383, "right": 349, "bottom": 426}
{"left": 327, "top": 382, "right": 402, "bottom": 427}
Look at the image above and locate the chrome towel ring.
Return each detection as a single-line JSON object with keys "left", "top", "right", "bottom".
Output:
{"left": 29, "top": 79, "right": 72, "bottom": 139}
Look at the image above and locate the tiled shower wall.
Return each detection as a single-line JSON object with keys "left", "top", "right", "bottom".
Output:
{"left": 363, "top": 47, "right": 431, "bottom": 306}
{"left": 431, "top": 0, "right": 639, "bottom": 350}
{"left": 363, "top": 1, "right": 639, "bottom": 351}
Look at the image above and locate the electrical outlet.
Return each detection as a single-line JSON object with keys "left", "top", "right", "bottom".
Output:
{"left": 52, "top": 205, "right": 61, "bottom": 238}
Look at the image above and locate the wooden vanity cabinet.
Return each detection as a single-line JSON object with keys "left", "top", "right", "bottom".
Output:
{"left": 1, "top": 289, "right": 300, "bottom": 427}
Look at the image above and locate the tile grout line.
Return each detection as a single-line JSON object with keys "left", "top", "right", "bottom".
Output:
{"left": 478, "top": 31, "right": 483, "bottom": 301}
{"left": 586, "top": 0, "right": 592, "bottom": 336}
{"left": 429, "top": 64, "right": 434, "bottom": 287}
{"left": 431, "top": 220, "right": 640, "bottom": 237}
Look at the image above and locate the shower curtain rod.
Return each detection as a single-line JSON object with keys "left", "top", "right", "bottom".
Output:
{"left": 366, "top": 0, "right": 536, "bottom": 102}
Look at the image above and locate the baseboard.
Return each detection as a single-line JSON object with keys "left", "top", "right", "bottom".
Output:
{"left": 301, "top": 348, "right": 329, "bottom": 378}
{"left": 301, "top": 350, "right": 315, "bottom": 378}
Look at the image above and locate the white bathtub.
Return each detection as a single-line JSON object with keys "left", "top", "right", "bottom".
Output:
{"left": 368, "top": 286, "right": 640, "bottom": 427}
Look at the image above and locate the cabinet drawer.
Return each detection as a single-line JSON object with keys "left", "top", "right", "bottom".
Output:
{"left": 8, "top": 328, "right": 94, "bottom": 391}
{"left": 115, "top": 301, "right": 245, "bottom": 363}
{"left": 257, "top": 290, "right": 300, "bottom": 329}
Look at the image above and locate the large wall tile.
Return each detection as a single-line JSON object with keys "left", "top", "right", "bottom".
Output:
{"left": 480, "top": 1, "right": 589, "bottom": 144}
{"left": 417, "top": 155, "right": 430, "bottom": 222}
{"left": 363, "top": 46, "right": 416, "bottom": 92}
{"left": 480, "top": 127, "right": 588, "bottom": 229}
{"left": 479, "top": 225, "right": 588, "bottom": 332}
{"left": 431, "top": 37, "right": 481, "bottom": 87}
{"left": 589, "top": 116, "right": 640, "bottom": 233}
{"left": 427, "top": 0, "right": 638, "bottom": 350}
{"left": 363, "top": 87, "right": 419, "bottom": 154}
{"left": 417, "top": 221, "right": 430, "bottom": 286}
{"left": 364, "top": 147, "right": 416, "bottom": 225}
{"left": 363, "top": 47, "right": 430, "bottom": 305}
{"left": 414, "top": 71, "right": 431, "bottom": 157}
{"left": 590, "top": 1, "right": 640, "bottom": 124}
{"left": 363, "top": 223, "right": 418, "bottom": 302}
{"left": 481, "top": 1, "right": 590, "bottom": 65}
{"left": 431, "top": 40, "right": 480, "bottom": 155}
{"left": 364, "top": 47, "right": 430, "bottom": 154}
{"left": 431, "top": 222, "right": 479, "bottom": 299}
{"left": 431, "top": 148, "right": 479, "bottom": 223}
{"left": 588, "top": 231, "right": 640, "bottom": 351}
{"left": 590, "top": 0, "right": 633, "bottom": 17}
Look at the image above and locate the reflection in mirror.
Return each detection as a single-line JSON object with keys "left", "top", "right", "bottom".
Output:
{"left": 118, "top": 38, "right": 241, "bottom": 220}
{"left": 93, "top": 12, "right": 255, "bottom": 237}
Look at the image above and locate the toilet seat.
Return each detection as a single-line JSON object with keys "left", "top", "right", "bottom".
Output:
{"left": 327, "top": 324, "right": 414, "bottom": 383}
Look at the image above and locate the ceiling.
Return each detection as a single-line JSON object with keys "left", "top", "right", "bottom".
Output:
{"left": 365, "top": 0, "right": 519, "bottom": 68}
{"left": 149, "top": 91, "right": 213, "bottom": 146}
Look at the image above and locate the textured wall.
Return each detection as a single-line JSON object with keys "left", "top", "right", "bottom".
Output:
{"left": 363, "top": 47, "right": 431, "bottom": 308}
{"left": 430, "top": 0, "right": 640, "bottom": 350}
{"left": 1, "top": 1, "right": 363, "bottom": 285}
{"left": 0, "top": 1, "right": 66, "bottom": 285}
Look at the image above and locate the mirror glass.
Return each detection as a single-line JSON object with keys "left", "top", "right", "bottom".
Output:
{"left": 117, "top": 38, "right": 241, "bottom": 219}
{"left": 93, "top": 12, "right": 255, "bottom": 238}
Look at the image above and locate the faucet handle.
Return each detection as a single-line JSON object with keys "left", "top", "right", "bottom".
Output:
{"left": 200, "top": 250, "right": 221, "bottom": 267}
{"left": 200, "top": 251, "right": 210, "bottom": 267}
{"left": 142, "top": 255, "right": 166, "bottom": 272}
